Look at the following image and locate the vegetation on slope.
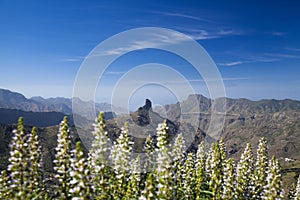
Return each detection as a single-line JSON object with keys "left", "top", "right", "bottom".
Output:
{"left": 0, "top": 114, "right": 299, "bottom": 199}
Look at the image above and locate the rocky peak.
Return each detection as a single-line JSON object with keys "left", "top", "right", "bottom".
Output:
{"left": 140, "top": 99, "right": 152, "bottom": 111}
{"left": 131, "top": 99, "right": 153, "bottom": 126}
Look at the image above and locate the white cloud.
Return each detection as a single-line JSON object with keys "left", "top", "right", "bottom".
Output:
{"left": 102, "top": 31, "right": 192, "bottom": 56}
{"left": 218, "top": 55, "right": 281, "bottom": 67}
{"left": 218, "top": 61, "right": 244, "bottom": 66}
{"left": 102, "top": 27, "right": 245, "bottom": 56}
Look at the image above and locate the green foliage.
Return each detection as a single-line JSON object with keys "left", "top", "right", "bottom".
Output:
{"left": 1, "top": 117, "right": 44, "bottom": 199}
{"left": 262, "top": 156, "right": 284, "bottom": 199}
{"left": 7, "top": 117, "right": 30, "bottom": 199}
{"left": 206, "top": 140, "right": 226, "bottom": 199}
{"left": 221, "top": 158, "right": 235, "bottom": 199}
{"left": 254, "top": 137, "right": 269, "bottom": 199}
{"left": 295, "top": 175, "right": 300, "bottom": 199}
{"left": 236, "top": 143, "right": 255, "bottom": 199}
{"left": 171, "top": 133, "right": 185, "bottom": 199}
{"left": 182, "top": 153, "right": 196, "bottom": 199}
{"left": 144, "top": 135, "right": 155, "bottom": 172}
{"left": 1, "top": 116, "right": 296, "bottom": 199}
{"left": 0, "top": 170, "right": 10, "bottom": 199}
{"left": 53, "top": 116, "right": 72, "bottom": 199}
{"left": 195, "top": 141, "right": 207, "bottom": 199}
{"left": 140, "top": 172, "right": 157, "bottom": 200}
{"left": 110, "top": 122, "right": 133, "bottom": 199}
{"left": 155, "top": 120, "right": 172, "bottom": 200}
{"left": 126, "top": 155, "right": 141, "bottom": 199}
{"left": 69, "top": 141, "right": 92, "bottom": 199}
{"left": 88, "top": 112, "right": 111, "bottom": 198}
{"left": 27, "top": 127, "right": 43, "bottom": 196}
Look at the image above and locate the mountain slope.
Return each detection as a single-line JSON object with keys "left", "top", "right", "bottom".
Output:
{"left": 0, "top": 123, "right": 82, "bottom": 172}
{"left": 154, "top": 94, "right": 300, "bottom": 160}
{"left": 0, "top": 108, "right": 73, "bottom": 127}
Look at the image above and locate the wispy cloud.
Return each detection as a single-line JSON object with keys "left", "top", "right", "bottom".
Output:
{"left": 102, "top": 31, "right": 191, "bottom": 56}
{"left": 265, "top": 53, "right": 300, "bottom": 59}
{"left": 149, "top": 11, "right": 244, "bottom": 41}
{"left": 161, "top": 77, "right": 249, "bottom": 83}
{"left": 180, "top": 27, "right": 244, "bottom": 41}
{"left": 101, "top": 26, "right": 243, "bottom": 56}
{"left": 188, "top": 30, "right": 220, "bottom": 40}
{"left": 218, "top": 55, "right": 280, "bottom": 67}
{"left": 157, "top": 12, "right": 214, "bottom": 23}
{"left": 285, "top": 47, "right": 300, "bottom": 52}
{"left": 247, "top": 56, "right": 280, "bottom": 63}
{"left": 218, "top": 61, "right": 244, "bottom": 66}
{"left": 105, "top": 71, "right": 125, "bottom": 75}
{"left": 271, "top": 31, "right": 286, "bottom": 36}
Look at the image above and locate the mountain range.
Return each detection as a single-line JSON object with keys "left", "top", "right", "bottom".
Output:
{"left": 0, "top": 88, "right": 122, "bottom": 120}
{"left": 0, "top": 88, "right": 300, "bottom": 189}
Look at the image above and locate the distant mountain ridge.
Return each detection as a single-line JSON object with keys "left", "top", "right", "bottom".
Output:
{"left": 154, "top": 94, "right": 300, "bottom": 161}
{"left": 0, "top": 88, "right": 123, "bottom": 120}
{"left": 154, "top": 94, "right": 300, "bottom": 122}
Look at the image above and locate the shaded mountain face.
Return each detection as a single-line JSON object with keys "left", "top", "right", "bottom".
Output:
{"left": 0, "top": 123, "right": 82, "bottom": 172}
{"left": 0, "top": 108, "right": 74, "bottom": 127}
{"left": 0, "top": 108, "right": 115, "bottom": 128}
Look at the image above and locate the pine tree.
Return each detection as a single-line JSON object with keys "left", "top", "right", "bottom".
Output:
{"left": 182, "top": 152, "right": 196, "bottom": 199}
{"left": 171, "top": 133, "right": 186, "bottom": 199}
{"left": 222, "top": 158, "right": 236, "bottom": 199}
{"left": 254, "top": 137, "right": 269, "bottom": 199}
{"left": 53, "top": 116, "right": 72, "bottom": 199}
{"left": 110, "top": 122, "right": 133, "bottom": 199}
{"left": 155, "top": 120, "right": 172, "bottom": 200}
{"left": 7, "top": 117, "right": 30, "bottom": 199}
{"left": 195, "top": 141, "right": 207, "bottom": 199}
{"left": 262, "top": 156, "right": 283, "bottom": 199}
{"left": 88, "top": 112, "right": 111, "bottom": 198}
{"left": 69, "top": 141, "right": 91, "bottom": 199}
{"left": 236, "top": 143, "right": 255, "bottom": 199}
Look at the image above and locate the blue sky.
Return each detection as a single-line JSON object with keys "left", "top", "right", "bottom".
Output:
{"left": 1, "top": 0, "right": 300, "bottom": 107}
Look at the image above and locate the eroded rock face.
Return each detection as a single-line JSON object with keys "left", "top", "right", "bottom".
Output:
{"left": 131, "top": 99, "right": 153, "bottom": 126}
{"left": 143, "top": 99, "right": 152, "bottom": 111}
